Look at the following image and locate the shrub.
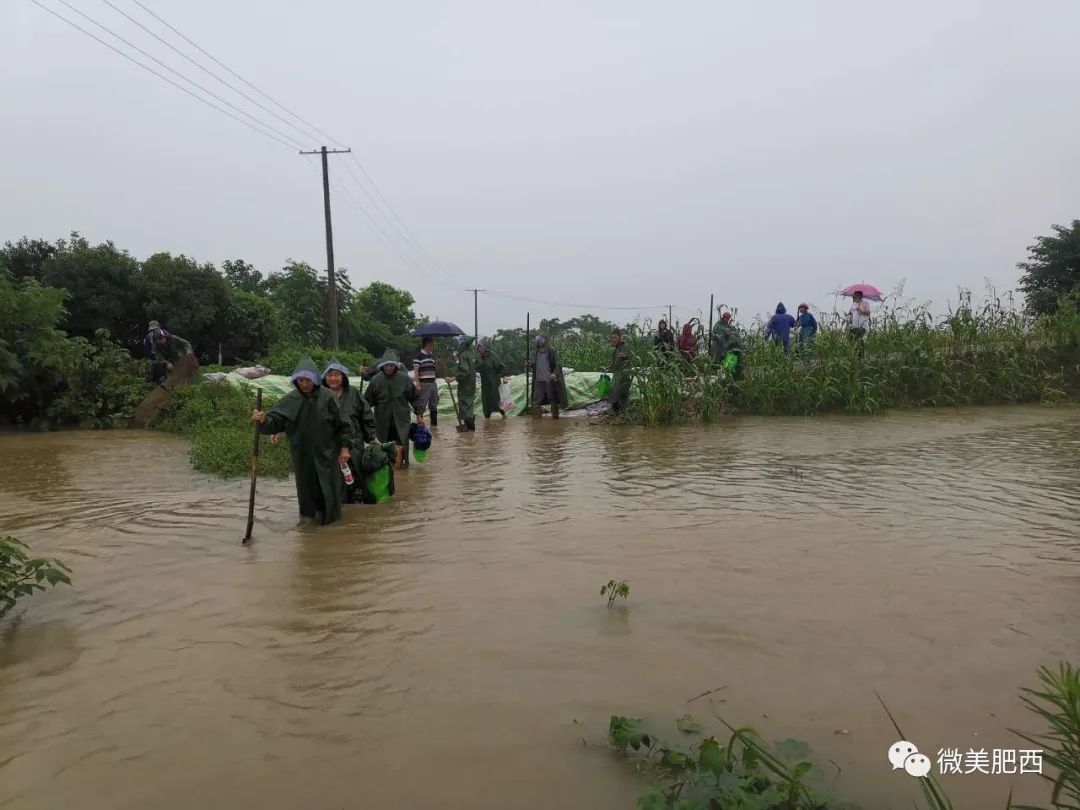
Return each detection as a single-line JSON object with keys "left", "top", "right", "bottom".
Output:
{"left": 1, "top": 536, "right": 71, "bottom": 618}
{"left": 155, "top": 380, "right": 291, "bottom": 478}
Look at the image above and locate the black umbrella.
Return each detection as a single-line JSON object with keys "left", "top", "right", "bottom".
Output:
{"left": 410, "top": 320, "right": 466, "bottom": 338}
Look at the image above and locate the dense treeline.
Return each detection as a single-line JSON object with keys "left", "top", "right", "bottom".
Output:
{"left": 0, "top": 232, "right": 424, "bottom": 427}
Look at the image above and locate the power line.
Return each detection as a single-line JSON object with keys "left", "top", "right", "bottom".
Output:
{"left": 42, "top": 0, "right": 307, "bottom": 150}
{"left": 116, "top": 0, "right": 465, "bottom": 293}
{"left": 127, "top": 0, "right": 346, "bottom": 149}
{"left": 483, "top": 289, "right": 669, "bottom": 312}
{"left": 338, "top": 159, "right": 465, "bottom": 290}
{"left": 346, "top": 152, "right": 466, "bottom": 289}
{"left": 27, "top": 0, "right": 298, "bottom": 150}
{"left": 98, "top": 0, "right": 319, "bottom": 146}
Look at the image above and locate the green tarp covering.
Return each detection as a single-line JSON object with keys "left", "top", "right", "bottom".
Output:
{"left": 219, "top": 370, "right": 606, "bottom": 418}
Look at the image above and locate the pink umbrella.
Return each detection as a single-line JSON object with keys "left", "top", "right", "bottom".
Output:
{"left": 839, "top": 283, "right": 884, "bottom": 302}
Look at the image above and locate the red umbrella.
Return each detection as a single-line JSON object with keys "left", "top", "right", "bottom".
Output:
{"left": 839, "top": 283, "right": 884, "bottom": 302}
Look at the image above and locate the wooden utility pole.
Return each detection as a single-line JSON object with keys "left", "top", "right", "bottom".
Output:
{"left": 299, "top": 145, "right": 351, "bottom": 348}
{"left": 668, "top": 304, "right": 673, "bottom": 326}
{"left": 470, "top": 288, "right": 485, "bottom": 340}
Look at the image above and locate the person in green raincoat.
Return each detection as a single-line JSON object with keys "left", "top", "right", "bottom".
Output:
{"left": 322, "top": 359, "right": 377, "bottom": 503}
{"left": 604, "top": 328, "right": 632, "bottom": 413}
{"left": 145, "top": 321, "right": 195, "bottom": 385}
{"left": 251, "top": 355, "right": 353, "bottom": 525}
{"left": 476, "top": 338, "right": 508, "bottom": 419}
{"left": 447, "top": 336, "right": 479, "bottom": 431}
{"left": 528, "top": 334, "right": 569, "bottom": 418}
{"left": 363, "top": 349, "right": 419, "bottom": 468}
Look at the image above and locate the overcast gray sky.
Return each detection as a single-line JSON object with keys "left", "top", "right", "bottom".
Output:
{"left": 4, "top": 0, "right": 1079, "bottom": 333}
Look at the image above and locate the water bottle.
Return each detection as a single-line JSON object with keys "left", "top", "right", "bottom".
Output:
{"left": 340, "top": 461, "right": 355, "bottom": 486}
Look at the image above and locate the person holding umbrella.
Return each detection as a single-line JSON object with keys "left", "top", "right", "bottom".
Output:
{"left": 412, "top": 336, "right": 440, "bottom": 427}
{"left": 847, "top": 289, "right": 873, "bottom": 340}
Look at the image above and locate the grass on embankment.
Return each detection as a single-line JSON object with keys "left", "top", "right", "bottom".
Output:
{"left": 153, "top": 381, "right": 293, "bottom": 478}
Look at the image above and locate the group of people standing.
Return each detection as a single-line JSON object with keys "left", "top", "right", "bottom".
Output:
{"left": 764, "top": 291, "right": 872, "bottom": 353}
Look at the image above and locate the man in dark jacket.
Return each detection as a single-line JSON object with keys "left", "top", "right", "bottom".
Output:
{"left": 765, "top": 303, "right": 796, "bottom": 353}
{"left": 653, "top": 320, "right": 676, "bottom": 356}
{"left": 528, "top": 335, "right": 568, "bottom": 419}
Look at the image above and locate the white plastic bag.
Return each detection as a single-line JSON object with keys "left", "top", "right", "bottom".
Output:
{"left": 498, "top": 382, "right": 514, "bottom": 413}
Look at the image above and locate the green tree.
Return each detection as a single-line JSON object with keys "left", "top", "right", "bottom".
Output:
{"left": 1019, "top": 220, "right": 1080, "bottom": 316}
{"left": 221, "top": 289, "right": 283, "bottom": 362}
{"left": 38, "top": 234, "right": 143, "bottom": 350}
{"left": 346, "top": 281, "right": 419, "bottom": 356}
{"left": 0, "top": 237, "right": 58, "bottom": 280}
{"left": 0, "top": 271, "right": 69, "bottom": 423}
{"left": 139, "top": 252, "right": 230, "bottom": 358}
{"left": 222, "top": 259, "right": 266, "bottom": 294}
{"left": 265, "top": 260, "right": 328, "bottom": 344}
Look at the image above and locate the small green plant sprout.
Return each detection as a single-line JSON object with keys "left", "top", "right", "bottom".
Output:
{"left": 1, "top": 536, "right": 72, "bottom": 618}
{"left": 600, "top": 579, "right": 630, "bottom": 608}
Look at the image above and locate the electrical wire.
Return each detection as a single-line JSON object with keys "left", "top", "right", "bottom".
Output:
{"left": 482, "top": 289, "right": 669, "bottom": 312}
{"left": 119, "top": 0, "right": 466, "bottom": 291}
{"left": 98, "top": 0, "right": 319, "bottom": 146}
{"left": 42, "top": 0, "right": 308, "bottom": 150}
{"left": 27, "top": 0, "right": 298, "bottom": 150}
{"left": 127, "top": 0, "right": 346, "bottom": 149}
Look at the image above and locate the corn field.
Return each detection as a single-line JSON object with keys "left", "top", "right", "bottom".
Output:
{"left": 607, "top": 291, "right": 1080, "bottom": 425}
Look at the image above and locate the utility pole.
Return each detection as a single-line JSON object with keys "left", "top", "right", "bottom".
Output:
{"left": 470, "top": 288, "right": 485, "bottom": 341}
{"left": 668, "top": 304, "right": 673, "bottom": 326}
{"left": 299, "top": 145, "right": 351, "bottom": 348}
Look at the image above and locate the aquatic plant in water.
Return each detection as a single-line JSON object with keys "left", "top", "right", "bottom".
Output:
{"left": 601, "top": 579, "right": 630, "bottom": 608}
{"left": 0, "top": 536, "right": 71, "bottom": 618}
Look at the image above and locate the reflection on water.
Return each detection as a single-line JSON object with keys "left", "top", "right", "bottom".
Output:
{"left": 1, "top": 407, "right": 1079, "bottom": 809}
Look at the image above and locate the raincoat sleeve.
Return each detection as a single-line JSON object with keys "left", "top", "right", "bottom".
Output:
{"left": 174, "top": 335, "right": 193, "bottom": 354}
{"left": 359, "top": 397, "right": 377, "bottom": 443}
{"left": 454, "top": 352, "right": 475, "bottom": 383}
{"left": 327, "top": 394, "right": 353, "bottom": 450}
{"left": 257, "top": 392, "right": 296, "bottom": 435}
{"left": 808, "top": 313, "right": 818, "bottom": 333}
{"left": 363, "top": 379, "right": 377, "bottom": 408}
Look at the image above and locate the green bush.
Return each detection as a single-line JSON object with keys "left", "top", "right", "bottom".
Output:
{"left": 1, "top": 536, "right": 71, "bottom": 618}
{"left": 46, "top": 330, "right": 148, "bottom": 428}
{"left": 260, "top": 344, "right": 375, "bottom": 377}
{"left": 155, "top": 380, "right": 291, "bottom": 478}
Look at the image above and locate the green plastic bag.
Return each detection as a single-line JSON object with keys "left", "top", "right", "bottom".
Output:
{"left": 412, "top": 448, "right": 428, "bottom": 464}
{"left": 596, "top": 374, "right": 611, "bottom": 398}
{"left": 722, "top": 351, "right": 738, "bottom": 373}
{"left": 368, "top": 466, "right": 392, "bottom": 502}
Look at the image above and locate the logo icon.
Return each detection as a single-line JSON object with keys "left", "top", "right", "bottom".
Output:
{"left": 888, "top": 741, "right": 929, "bottom": 778}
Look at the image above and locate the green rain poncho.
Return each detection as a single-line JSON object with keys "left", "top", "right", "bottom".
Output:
{"left": 476, "top": 341, "right": 506, "bottom": 417}
{"left": 257, "top": 355, "right": 353, "bottom": 525}
{"left": 606, "top": 338, "right": 632, "bottom": 412}
{"left": 363, "top": 350, "right": 418, "bottom": 445}
{"left": 322, "top": 359, "right": 376, "bottom": 446}
{"left": 323, "top": 359, "right": 377, "bottom": 504}
{"left": 453, "top": 337, "right": 479, "bottom": 421}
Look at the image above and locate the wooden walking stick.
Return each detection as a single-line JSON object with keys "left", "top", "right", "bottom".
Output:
{"left": 445, "top": 380, "right": 467, "bottom": 432}
{"left": 242, "top": 388, "right": 262, "bottom": 545}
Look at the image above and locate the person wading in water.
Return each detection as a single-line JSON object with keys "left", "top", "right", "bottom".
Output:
{"left": 476, "top": 338, "right": 508, "bottom": 420}
{"left": 364, "top": 350, "right": 420, "bottom": 468}
{"left": 251, "top": 355, "right": 353, "bottom": 525}
{"left": 321, "top": 359, "right": 377, "bottom": 503}
{"left": 527, "top": 334, "right": 568, "bottom": 419}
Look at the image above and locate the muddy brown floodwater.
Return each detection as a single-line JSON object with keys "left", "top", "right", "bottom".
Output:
{"left": 1, "top": 406, "right": 1079, "bottom": 809}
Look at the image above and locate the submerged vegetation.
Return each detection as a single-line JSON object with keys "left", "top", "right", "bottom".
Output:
{"left": 1, "top": 536, "right": 71, "bottom": 619}
{"left": 154, "top": 381, "right": 292, "bottom": 478}
{"left": 603, "top": 662, "right": 1080, "bottom": 809}
{"left": 601, "top": 579, "right": 631, "bottom": 608}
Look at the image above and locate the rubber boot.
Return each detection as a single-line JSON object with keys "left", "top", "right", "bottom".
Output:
{"left": 466, "top": 418, "right": 476, "bottom": 432}
{"left": 429, "top": 409, "right": 438, "bottom": 428}
{"left": 551, "top": 404, "right": 560, "bottom": 420}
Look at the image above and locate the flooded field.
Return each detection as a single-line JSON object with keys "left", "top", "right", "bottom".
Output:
{"left": 1, "top": 406, "right": 1079, "bottom": 809}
